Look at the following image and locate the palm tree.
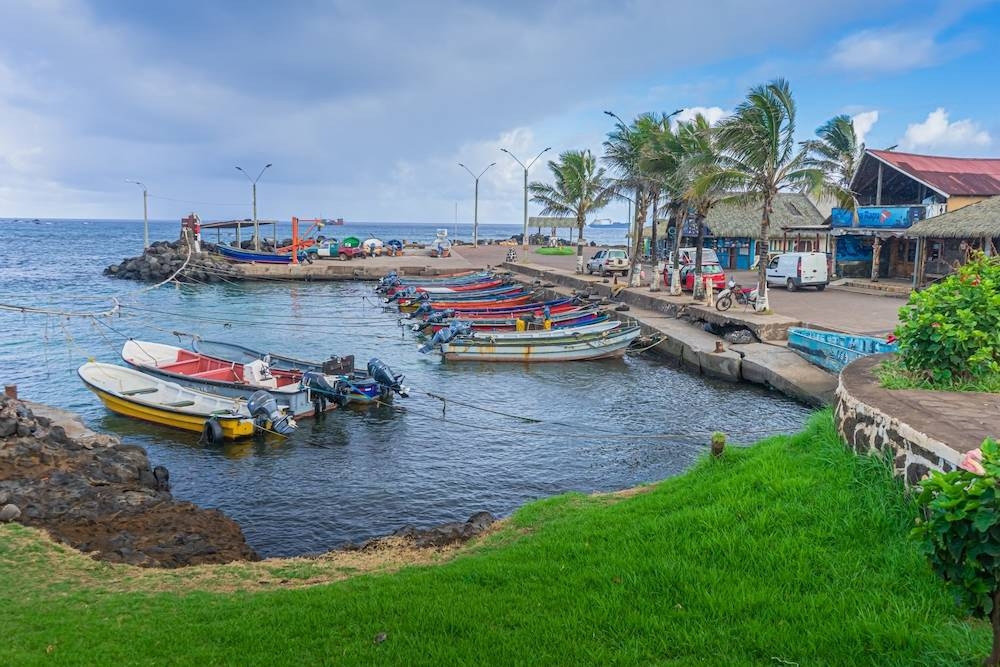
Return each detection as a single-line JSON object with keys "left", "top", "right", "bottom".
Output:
{"left": 675, "top": 114, "right": 728, "bottom": 299}
{"left": 803, "top": 114, "right": 863, "bottom": 212}
{"left": 708, "top": 78, "right": 824, "bottom": 311}
{"left": 640, "top": 120, "right": 687, "bottom": 294}
{"left": 603, "top": 117, "right": 653, "bottom": 285}
{"left": 529, "top": 150, "right": 613, "bottom": 273}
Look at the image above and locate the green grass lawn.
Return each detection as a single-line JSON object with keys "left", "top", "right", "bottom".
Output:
{"left": 0, "top": 411, "right": 988, "bottom": 665}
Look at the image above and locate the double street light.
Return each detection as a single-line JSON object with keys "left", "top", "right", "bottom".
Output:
{"left": 235, "top": 163, "right": 272, "bottom": 251}
{"left": 500, "top": 146, "right": 551, "bottom": 256}
{"left": 125, "top": 179, "right": 149, "bottom": 250}
{"left": 457, "top": 162, "right": 495, "bottom": 247}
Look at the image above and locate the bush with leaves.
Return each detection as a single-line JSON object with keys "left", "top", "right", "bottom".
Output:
{"left": 913, "top": 439, "right": 1000, "bottom": 666}
{"left": 896, "top": 253, "right": 1000, "bottom": 386}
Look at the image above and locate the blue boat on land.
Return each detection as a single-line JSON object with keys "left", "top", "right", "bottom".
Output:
{"left": 787, "top": 327, "right": 898, "bottom": 374}
{"left": 216, "top": 245, "right": 309, "bottom": 264}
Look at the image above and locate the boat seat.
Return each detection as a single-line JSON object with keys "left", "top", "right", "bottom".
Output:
{"left": 121, "top": 387, "right": 158, "bottom": 396}
{"left": 163, "top": 400, "right": 196, "bottom": 408}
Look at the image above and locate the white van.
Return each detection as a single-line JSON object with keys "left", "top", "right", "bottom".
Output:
{"left": 766, "top": 252, "right": 829, "bottom": 291}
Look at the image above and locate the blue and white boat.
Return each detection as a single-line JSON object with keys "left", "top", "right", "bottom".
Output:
{"left": 787, "top": 327, "right": 898, "bottom": 374}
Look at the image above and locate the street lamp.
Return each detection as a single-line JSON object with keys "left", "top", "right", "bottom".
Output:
{"left": 458, "top": 162, "right": 495, "bottom": 248}
{"left": 125, "top": 179, "right": 149, "bottom": 250}
{"left": 500, "top": 146, "right": 551, "bottom": 256}
{"left": 235, "top": 163, "right": 272, "bottom": 251}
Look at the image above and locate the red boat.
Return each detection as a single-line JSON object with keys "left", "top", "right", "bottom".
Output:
{"left": 419, "top": 295, "right": 534, "bottom": 311}
{"left": 427, "top": 310, "right": 605, "bottom": 333}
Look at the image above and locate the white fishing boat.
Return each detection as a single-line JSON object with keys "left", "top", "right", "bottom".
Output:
{"left": 435, "top": 325, "right": 642, "bottom": 362}
{"left": 78, "top": 362, "right": 297, "bottom": 441}
{"left": 120, "top": 340, "right": 343, "bottom": 418}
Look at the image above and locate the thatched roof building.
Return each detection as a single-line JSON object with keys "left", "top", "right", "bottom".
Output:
{"left": 908, "top": 196, "right": 1000, "bottom": 238}
{"left": 650, "top": 193, "right": 825, "bottom": 238}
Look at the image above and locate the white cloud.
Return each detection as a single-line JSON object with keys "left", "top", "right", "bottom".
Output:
{"left": 899, "top": 108, "right": 992, "bottom": 153}
{"left": 851, "top": 110, "right": 879, "bottom": 147}
{"left": 673, "top": 106, "right": 729, "bottom": 127}
{"left": 829, "top": 26, "right": 977, "bottom": 74}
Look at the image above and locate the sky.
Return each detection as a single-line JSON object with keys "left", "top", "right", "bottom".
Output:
{"left": 1, "top": 0, "right": 999, "bottom": 224}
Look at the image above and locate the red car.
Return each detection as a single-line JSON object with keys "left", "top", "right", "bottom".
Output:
{"left": 663, "top": 263, "right": 727, "bottom": 292}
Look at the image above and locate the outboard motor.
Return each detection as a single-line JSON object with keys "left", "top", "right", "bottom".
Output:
{"left": 410, "top": 302, "right": 434, "bottom": 319}
{"left": 418, "top": 320, "right": 471, "bottom": 354}
{"left": 247, "top": 390, "right": 297, "bottom": 436}
{"left": 410, "top": 308, "right": 455, "bottom": 333}
{"left": 384, "top": 285, "right": 416, "bottom": 304}
{"left": 377, "top": 272, "right": 399, "bottom": 292}
{"left": 367, "top": 358, "right": 409, "bottom": 398}
{"left": 301, "top": 371, "right": 353, "bottom": 407}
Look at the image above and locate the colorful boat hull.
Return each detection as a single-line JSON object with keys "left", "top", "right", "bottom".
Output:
{"left": 787, "top": 327, "right": 898, "bottom": 374}
{"left": 440, "top": 326, "right": 641, "bottom": 362}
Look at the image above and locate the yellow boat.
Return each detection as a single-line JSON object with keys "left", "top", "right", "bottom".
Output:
{"left": 78, "top": 362, "right": 257, "bottom": 440}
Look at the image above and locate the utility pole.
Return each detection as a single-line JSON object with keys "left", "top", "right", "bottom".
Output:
{"left": 125, "top": 179, "right": 149, "bottom": 249}
{"left": 500, "top": 147, "right": 551, "bottom": 258}
{"left": 235, "top": 163, "right": 272, "bottom": 251}
{"left": 458, "top": 161, "right": 496, "bottom": 247}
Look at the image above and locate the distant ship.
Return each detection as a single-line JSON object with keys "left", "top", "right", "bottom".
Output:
{"left": 589, "top": 220, "right": 629, "bottom": 228}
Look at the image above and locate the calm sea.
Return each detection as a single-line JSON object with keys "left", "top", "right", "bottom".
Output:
{"left": 0, "top": 218, "right": 807, "bottom": 557}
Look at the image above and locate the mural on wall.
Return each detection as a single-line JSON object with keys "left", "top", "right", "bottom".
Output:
{"left": 835, "top": 235, "right": 873, "bottom": 261}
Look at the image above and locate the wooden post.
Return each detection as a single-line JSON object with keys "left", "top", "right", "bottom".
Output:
{"left": 870, "top": 236, "right": 881, "bottom": 283}
{"left": 3, "top": 385, "right": 16, "bottom": 400}
{"left": 291, "top": 217, "right": 299, "bottom": 265}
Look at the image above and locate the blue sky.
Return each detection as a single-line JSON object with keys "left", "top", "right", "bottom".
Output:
{"left": 0, "top": 0, "right": 998, "bottom": 224}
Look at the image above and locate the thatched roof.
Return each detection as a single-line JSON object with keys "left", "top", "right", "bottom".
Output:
{"left": 649, "top": 193, "right": 825, "bottom": 239}
{"left": 529, "top": 216, "right": 578, "bottom": 229}
{"left": 908, "top": 196, "right": 1000, "bottom": 238}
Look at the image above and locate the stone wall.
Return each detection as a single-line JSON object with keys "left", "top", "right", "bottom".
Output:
{"left": 835, "top": 355, "right": 962, "bottom": 485}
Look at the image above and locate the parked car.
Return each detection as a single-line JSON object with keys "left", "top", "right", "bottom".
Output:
{"left": 663, "top": 263, "right": 727, "bottom": 292}
{"left": 669, "top": 247, "right": 720, "bottom": 266}
{"left": 766, "top": 252, "right": 829, "bottom": 291}
{"left": 307, "top": 240, "right": 365, "bottom": 261}
{"left": 586, "top": 249, "right": 629, "bottom": 276}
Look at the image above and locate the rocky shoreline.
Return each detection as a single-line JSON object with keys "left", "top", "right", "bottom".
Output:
{"left": 104, "top": 238, "right": 239, "bottom": 283}
{"left": 0, "top": 395, "right": 497, "bottom": 568}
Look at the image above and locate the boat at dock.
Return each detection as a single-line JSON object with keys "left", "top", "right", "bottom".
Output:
{"left": 78, "top": 361, "right": 297, "bottom": 440}
{"left": 787, "top": 327, "right": 898, "bottom": 374}
{"left": 121, "top": 340, "right": 354, "bottom": 416}
{"left": 190, "top": 340, "right": 409, "bottom": 403}
{"left": 419, "top": 321, "right": 642, "bottom": 362}
{"left": 377, "top": 270, "right": 495, "bottom": 292}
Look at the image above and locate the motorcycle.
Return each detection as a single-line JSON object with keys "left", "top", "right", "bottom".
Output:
{"left": 715, "top": 280, "right": 758, "bottom": 312}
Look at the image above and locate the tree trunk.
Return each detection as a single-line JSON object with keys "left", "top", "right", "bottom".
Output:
{"left": 576, "top": 216, "right": 585, "bottom": 274}
{"left": 693, "top": 214, "right": 706, "bottom": 301}
{"left": 988, "top": 589, "right": 1000, "bottom": 667}
{"left": 669, "top": 202, "right": 686, "bottom": 296}
{"left": 649, "top": 191, "right": 662, "bottom": 291}
{"left": 756, "top": 196, "right": 771, "bottom": 312}
{"left": 629, "top": 191, "right": 649, "bottom": 288}
{"left": 652, "top": 204, "right": 674, "bottom": 293}
{"left": 870, "top": 236, "right": 882, "bottom": 283}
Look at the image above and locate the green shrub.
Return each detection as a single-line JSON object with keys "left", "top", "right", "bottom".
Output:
{"left": 896, "top": 253, "right": 1000, "bottom": 385}
{"left": 913, "top": 439, "right": 1000, "bottom": 666}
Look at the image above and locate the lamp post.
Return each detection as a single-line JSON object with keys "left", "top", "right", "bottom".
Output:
{"left": 125, "top": 179, "right": 149, "bottom": 250}
{"left": 235, "top": 163, "right": 272, "bottom": 251}
{"left": 458, "top": 161, "right": 495, "bottom": 248}
{"left": 500, "top": 146, "right": 551, "bottom": 257}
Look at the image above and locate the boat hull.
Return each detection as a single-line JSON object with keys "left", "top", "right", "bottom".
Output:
{"left": 441, "top": 326, "right": 641, "bottom": 362}
{"left": 787, "top": 327, "right": 898, "bottom": 374}
{"left": 84, "top": 384, "right": 256, "bottom": 438}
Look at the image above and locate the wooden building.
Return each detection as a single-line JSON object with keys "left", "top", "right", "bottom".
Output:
{"left": 833, "top": 149, "right": 1000, "bottom": 280}
{"left": 907, "top": 195, "right": 1000, "bottom": 286}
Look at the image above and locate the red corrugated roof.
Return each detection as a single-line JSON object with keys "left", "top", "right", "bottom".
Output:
{"left": 867, "top": 149, "right": 1000, "bottom": 196}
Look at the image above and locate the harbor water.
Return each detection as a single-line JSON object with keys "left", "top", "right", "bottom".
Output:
{"left": 0, "top": 219, "right": 810, "bottom": 557}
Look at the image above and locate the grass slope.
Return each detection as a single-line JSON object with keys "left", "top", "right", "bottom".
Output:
{"left": 0, "top": 412, "right": 987, "bottom": 665}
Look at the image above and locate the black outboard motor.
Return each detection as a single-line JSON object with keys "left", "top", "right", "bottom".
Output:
{"left": 410, "top": 302, "right": 434, "bottom": 319}
{"left": 377, "top": 272, "right": 400, "bottom": 292}
{"left": 384, "top": 285, "right": 416, "bottom": 304}
{"left": 247, "top": 390, "right": 297, "bottom": 435}
{"left": 410, "top": 309, "right": 455, "bottom": 333}
{"left": 367, "top": 359, "right": 409, "bottom": 398}
{"left": 418, "top": 321, "right": 471, "bottom": 354}
{"left": 301, "top": 371, "right": 353, "bottom": 407}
